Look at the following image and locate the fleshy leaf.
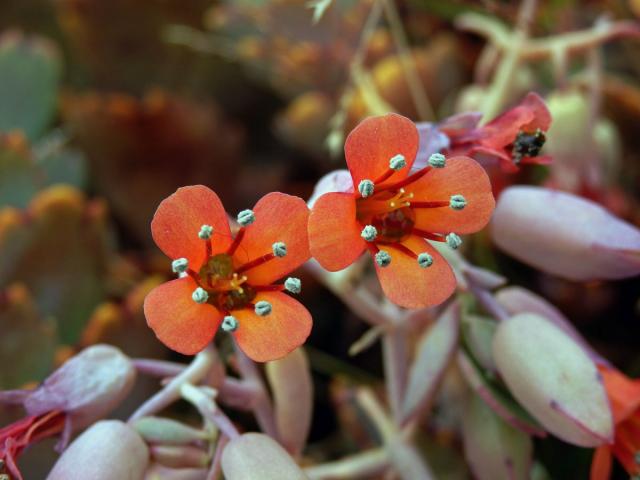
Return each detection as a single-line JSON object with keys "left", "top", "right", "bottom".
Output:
{"left": 47, "top": 420, "right": 149, "bottom": 480}
{"left": 0, "top": 284, "right": 56, "bottom": 389}
{"left": 0, "top": 31, "right": 61, "bottom": 140}
{"left": 461, "top": 314, "right": 497, "bottom": 373}
{"left": 401, "top": 302, "right": 460, "bottom": 423}
{"left": 221, "top": 432, "right": 308, "bottom": 480}
{"left": 457, "top": 351, "right": 546, "bottom": 437}
{"left": 0, "top": 186, "right": 112, "bottom": 343}
{"left": 491, "top": 186, "right": 640, "bottom": 280}
{"left": 492, "top": 313, "right": 613, "bottom": 447}
{"left": 265, "top": 348, "right": 313, "bottom": 457}
{"left": 462, "top": 393, "right": 533, "bottom": 480}
{"left": 495, "top": 286, "right": 604, "bottom": 364}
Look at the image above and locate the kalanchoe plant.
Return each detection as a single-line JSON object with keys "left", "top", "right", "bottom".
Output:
{"left": 308, "top": 113, "right": 495, "bottom": 308}
{"left": 143, "top": 186, "right": 312, "bottom": 362}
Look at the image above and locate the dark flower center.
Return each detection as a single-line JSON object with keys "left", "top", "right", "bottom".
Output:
{"left": 512, "top": 129, "right": 546, "bottom": 162}
{"left": 198, "top": 253, "right": 256, "bottom": 310}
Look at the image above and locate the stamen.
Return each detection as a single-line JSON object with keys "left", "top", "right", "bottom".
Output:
{"left": 389, "top": 154, "right": 406, "bottom": 171}
{"left": 235, "top": 253, "right": 276, "bottom": 274}
{"left": 375, "top": 166, "right": 431, "bottom": 193}
{"left": 409, "top": 200, "right": 449, "bottom": 209}
{"left": 255, "top": 300, "right": 272, "bottom": 316}
{"left": 375, "top": 250, "right": 391, "bottom": 267}
{"left": 417, "top": 253, "right": 433, "bottom": 268}
{"left": 446, "top": 233, "right": 462, "bottom": 249}
{"left": 284, "top": 277, "right": 301, "bottom": 294}
{"left": 226, "top": 228, "right": 246, "bottom": 256}
{"left": 222, "top": 315, "right": 238, "bottom": 332}
{"left": 272, "top": 242, "right": 287, "bottom": 258}
{"left": 358, "top": 179, "right": 375, "bottom": 198}
{"left": 192, "top": 287, "right": 209, "bottom": 304}
{"left": 428, "top": 153, "right": 446, "bottom": 168}
{"left": 198, "top": 225, "right": 213, "bottom": 240}
{"left": 449, "top": 194, "right": 467, "bottom": 210}
{"left": 361, "top": 225, "right": 378, "bottom": 242}
{"left": 412, "top": 228, "right": 446, "bottom": 242}
{"left": 171, "top": 258, "right": 188, "bottom": 274}
{"left": 237, "top": 209, "right": 256, "bottom": 227}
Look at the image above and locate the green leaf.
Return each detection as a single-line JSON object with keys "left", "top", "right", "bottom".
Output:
{"left": 0, "top": 31, "right": 62, "bottom": 140}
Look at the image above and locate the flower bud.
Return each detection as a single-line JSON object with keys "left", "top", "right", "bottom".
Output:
{"left": 492, "top": 313, "right": 613, "bottom": 447}
{"left": 221, "top": 433, "right": 308, "bottom": 480}
{"left": 25, "top": 344, "right": 136, "bottom": 428}
{"left": 47, "top": 420, "right": 149, "bottom": 480}
{"left": 491, "top": 186, "right": 640, "bottom": 280}
{"left": 265, "top": 349, "right": 313, "bottom": 456}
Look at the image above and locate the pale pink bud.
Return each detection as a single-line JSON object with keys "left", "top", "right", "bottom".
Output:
{"left": 491, "top": 186, "right": 640, "bottom": 280}
{"left": 307, "top": 169, "right": 352, "bottom": 207}
{"left": 25, "top": 344, "right": 136, "bottom": 429}
{"left": 221, "top": 433, "right": 308, "bottom": 480}
{"left": 265, "top": 348, "right": 313, "bottom": 457}
{"left": 47, "top": 420, "right": 149, "bottom": 480}
{"left": 492, "top": 313, "right": 613, "bottom": 447}
{"left": 462, "top": 394, "right": 533, "bottom": 480}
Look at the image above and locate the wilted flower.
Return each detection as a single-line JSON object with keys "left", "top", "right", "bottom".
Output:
{"left": 47, "top": 420, "right": 149, "bottom": 480}
{"left": 0, "top": 345, "right": 135, "bottom": 480}
{"left": 144, "top": 186, "right": 312, "bottom": 362}
{"left": 491, "top": 186, "right": 640, "bottom": 281}
{"left": 416, "top": 92, "right": 552, "bottom": 173}
{"left": 590, "top": 366, "right": 640, "bottom": 480}
{"left": 308, "top": 113, "right": 494, "bottom": 308}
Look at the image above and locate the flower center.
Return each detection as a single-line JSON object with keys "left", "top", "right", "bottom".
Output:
{"left": 356, "top": 187, "right": 418, "bottom": 243}
{"left": 370, "top": 207, "right": 416, "bottom": 243}
{"left": 198, "top": 253, "right": 256, "bottom": 310}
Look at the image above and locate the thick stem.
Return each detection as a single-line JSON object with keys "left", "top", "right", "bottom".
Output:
{"left": 128, "top": 346, "right": 216, "bottom": 422}
{"left": 382, "top": 327, "right": 408, "bottom": 424}
{"left": 181, "top": 383, "right": 240, "bottom": 440}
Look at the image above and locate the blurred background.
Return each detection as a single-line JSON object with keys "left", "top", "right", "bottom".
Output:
{"left": 0, "top": 0, "right": 639, "bottom": 478}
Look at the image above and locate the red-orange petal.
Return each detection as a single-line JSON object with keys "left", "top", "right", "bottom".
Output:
{"left": 234, "top": 192, "right": 310, "bottom": 286}
{"left": 345, "top": 113, "right": 419, "bottom": 189}
{"left": 590, "top": 446, "right": 612, "bottom": 480}
{"left": 308, "top": 192, "right": 366, "bottom": 271}
{"left": 411, "top": 156, "right": 495, "bottom": 234}
{"left": 151, "top": 185, "right": 232, "bottom": 270}
{"left": 374, "top": 236, "right": 456, "bottom": 308}
{"left": 144, "top": 277, "right": 222, "bottom": 355}
{"left": 599, "top": 366, "right": 640, "bottom": 423}
{"left": 232, "top": 292, "right": 312, "bottom": 362}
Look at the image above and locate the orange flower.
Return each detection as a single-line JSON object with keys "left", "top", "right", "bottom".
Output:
{"left": 591, "top": 366, "right": 640, "bottom": 480}
{"left": 308, "top": 114, "right": 495, "bottom": 308}
{"left": 144, "top": 186, "right": 312, "bottom": 362}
